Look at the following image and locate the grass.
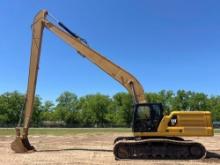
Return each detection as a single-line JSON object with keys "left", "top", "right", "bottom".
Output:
{"left": 215, "top": 128, "right": 220, "bottom": 133}
{"left": 0, "top": 128, "right": 219, "bottom": 136}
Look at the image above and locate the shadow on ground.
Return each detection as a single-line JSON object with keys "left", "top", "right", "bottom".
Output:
{"left": 206, "top": 150, "right": 220, "bottom": 159}
{"left": 37, "top": 148, "right": 112, "bottom": 153}
{"left": 37, "top": 148, "right": 220, "bottom": 160}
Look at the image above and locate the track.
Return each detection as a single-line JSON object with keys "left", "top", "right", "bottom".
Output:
{"left": 113, "top": 137, "right": 206, "bottom": 160}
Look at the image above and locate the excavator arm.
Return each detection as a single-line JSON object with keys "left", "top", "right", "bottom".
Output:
{"left": 43, "top": 19, "right": 146, "bottom": 104}
{"left": 11, "top": 10, "right": 146, "bottom": 152}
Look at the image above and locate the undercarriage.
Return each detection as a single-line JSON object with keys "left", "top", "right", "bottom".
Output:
{"left": 113, "top": 137, "right": 206, "bottom": 160}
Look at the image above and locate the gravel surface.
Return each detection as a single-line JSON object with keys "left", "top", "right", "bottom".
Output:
{"left": 0, "top": 133, "right": 220, "bottom": 165}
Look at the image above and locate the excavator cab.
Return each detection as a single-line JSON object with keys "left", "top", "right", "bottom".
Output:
{"left": 133, "top": 103, "right": 164, "bottom": 132}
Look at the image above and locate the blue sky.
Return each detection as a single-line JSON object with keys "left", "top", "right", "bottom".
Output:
{"left": 0, "top": 1, "right": 220, "bottom": 101}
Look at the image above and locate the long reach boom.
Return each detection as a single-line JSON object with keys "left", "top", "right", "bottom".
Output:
{"left": 11, "top": 10, "right": 213, "bottom": 160}
{"left": 11, "top": 10, "right": 146, "bottom": 152}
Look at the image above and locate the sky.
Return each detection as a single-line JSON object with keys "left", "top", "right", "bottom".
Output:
{"left": 0, "top": 0, "right": 220, "bottom": 102}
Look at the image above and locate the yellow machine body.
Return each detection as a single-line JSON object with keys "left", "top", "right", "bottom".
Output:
{"left": 134, "top": 111, "right": 213, "bottom": 137}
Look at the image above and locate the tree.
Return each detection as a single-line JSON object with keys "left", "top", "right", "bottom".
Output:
{"left": 0, "top": 91, "right": 43, "bottom": 127}
{"left": 208, "top": 96, "right": 220, "bottom": 121}
{"left": 41, "top": 100, "right": 55, "bottom": 121}
{"left": 145, "top": 92, "right": 161, "bottom": 103}
{"left": 146, "top": 90, "right": 174, "bottom": 114}
{"left": 78, "top": 93, "right": 111, "bottom": 127}
{"left": 112, "top": 92, "right": 133, "bottom": 127}
{"left": 54, "top": 91, "right": 79, "bottom": 125}
{"left": 158, "top": 90, "right": 174, "bottom": 113}
{"left": 0, "top": 91, "right": 24, "bottom": 125}
{"left": 189, "top": 92, "right": 209, "bottom": 111}
{"left": 173, "top": 90, "right": 191, "bottom": 111}
{"left": 0, "top": 89, "right": 219, "bottom": 127}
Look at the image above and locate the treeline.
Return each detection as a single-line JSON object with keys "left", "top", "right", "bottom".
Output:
{"left": 0, "top": 90, "right": 220, "bottom": 127}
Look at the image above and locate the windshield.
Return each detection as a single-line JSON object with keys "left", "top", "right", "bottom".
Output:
{"left": 133, "top": 103, "right": 164, "bottom": 132}
{"left": 136, "top": 105, "right": 151, "bottom": 120}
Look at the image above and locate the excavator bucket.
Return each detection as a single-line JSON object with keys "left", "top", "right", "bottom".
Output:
{"left": 11, "top": 128, "right": 35, "bottom": 153}
{"left": 11, "top": 137, "right": 28, "bottom": 153}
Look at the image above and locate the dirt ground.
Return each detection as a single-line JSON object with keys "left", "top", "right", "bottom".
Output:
{"left": 0, "top": 133, "right": 220, "bottom": 165}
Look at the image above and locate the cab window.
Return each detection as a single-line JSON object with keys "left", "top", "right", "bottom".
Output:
{"left": 137, "top": 106, "right": 150, "bottom": 120}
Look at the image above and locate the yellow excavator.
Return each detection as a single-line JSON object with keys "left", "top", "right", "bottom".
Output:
{"left": 11, "top": 10, "right": 214, "bottom": 159}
